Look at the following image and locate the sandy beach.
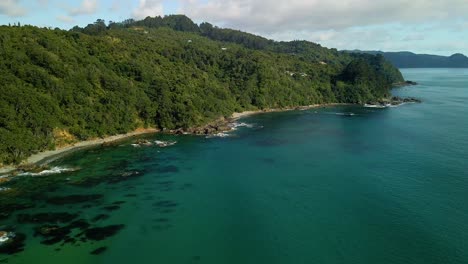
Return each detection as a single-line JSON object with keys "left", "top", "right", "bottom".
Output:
{"left": 0, "top": 128, "right": 158, "bottom": 175}
{"left": 231, "top": 103, "right": 349, "bottom": 119}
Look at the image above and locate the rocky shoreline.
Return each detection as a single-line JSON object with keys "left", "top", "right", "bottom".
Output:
{"left": 172, "top": 103, "right": 349, "bottom": 135}
{"left": 0, "top": 104, "right": 344, "bottom": 175}
{"left": 393, "top": 80, "right": 418, "bottom": 87}
{"left": 169, "top": 117, "right": 233, "bottom": 136}
{"left": 0, "top": 101, "right": 417, "bottom": 176}
{"left": 365, "top": 96, "right": 421, "bottom": 108}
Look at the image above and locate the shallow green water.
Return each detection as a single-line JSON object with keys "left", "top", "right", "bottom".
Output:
{"left": 1, "top": 68, "right": 467, "bottom": 263}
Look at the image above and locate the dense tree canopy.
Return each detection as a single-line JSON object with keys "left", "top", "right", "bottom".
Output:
{"left": 0, "top": 15, "right": 404, "bottom": 165}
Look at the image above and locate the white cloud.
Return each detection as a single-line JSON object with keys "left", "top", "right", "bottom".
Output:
{"left": 402, "top": 34, "right": 425, "bottom": 41}
{"left": 110, "top": 0, "right": 122, "bottom": 12}
{"left": 132, "top": 0, "right": 164, "bottom": 19}
{"left": 0, "top": 0, "right": 27, "bottom": 17}
{"left": 69, "top": 0, "right": 98, "bottom": 16}
{"left": 309, "top": 27, "right": 394, "bottom": 50}
{"left": 174, "top": 0, "right": 468, "bottom": 55}
{"left": 179, "top": 0, "right": 468, "bottom": 32}
{"left": 57, "top": 15, "right": 75, "bottom": 24}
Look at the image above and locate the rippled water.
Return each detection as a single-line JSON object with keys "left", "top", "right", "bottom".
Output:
{"left": 1, "top": 68, "right": 467, "bottom": 263}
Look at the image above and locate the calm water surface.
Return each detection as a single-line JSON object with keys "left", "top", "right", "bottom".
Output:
{"left": 1, "top": 68, "right": 467, "bottom": 263}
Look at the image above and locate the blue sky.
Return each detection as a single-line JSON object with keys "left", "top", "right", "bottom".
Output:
{"left": 1, "top": 0, "right": 467, "bottom": 56}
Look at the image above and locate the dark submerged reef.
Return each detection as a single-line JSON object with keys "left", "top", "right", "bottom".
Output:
{"left": 0, "top": 148, "right": 184, "bottom": 258}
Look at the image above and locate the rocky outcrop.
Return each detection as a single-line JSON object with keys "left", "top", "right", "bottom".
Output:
{"left": 365, "top": 96, "right": 421, "bottom": 107}
{"left": 0, "top": 231, "right": 26, "bottom": 254}
{"left": 392, "top": 96, "right": 421, "bottom": 104}
{"left": 177, "top": 117, "right": 232, "bottom": 135}
{"left": 394, "top": 80, "right": 418, "bottom": 87}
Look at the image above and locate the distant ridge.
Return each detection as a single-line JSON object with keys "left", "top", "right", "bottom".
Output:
{"left": 345, "top": 50, "right": 468, "bottom": 68}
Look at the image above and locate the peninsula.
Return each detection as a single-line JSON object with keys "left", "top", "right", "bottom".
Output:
{"left": 0, "top": 15, "right": 405, "bottom": 167}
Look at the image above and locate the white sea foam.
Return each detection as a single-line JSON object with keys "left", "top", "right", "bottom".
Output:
{"left": 364, "top": 103, "right": 409, "bottom": 108}
{"left": 206, "top": 122, "right": 258, "bottom": 138}
{"left": 0, "top": 232, "right": 10, "bottom": 243}
{"left": 206, "top": 132, "right": 231, "bottom": 139}
{"left": 364, "top": 104, "right": 387, "bottom": 108}
{"left": 0, "top": 187, "right": 11, "bottom": 192}
{"left": 18, "top": 166, "right": 77, "bottom": 176}
{"left": 388, "top": 102, "right": 408, "bottom": 108}
{"left": 229, "top": 122, "right": 254, "bottom": 129}
{"left": 154, "top": 140, "right": 177, "bottom": 147}
{"left": 335, "top": 112, "right": 356, "bottom": 116}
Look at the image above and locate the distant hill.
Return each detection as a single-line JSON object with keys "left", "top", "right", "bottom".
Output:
{"left": 346, "top": 50, "right": 468, "bottom": 68}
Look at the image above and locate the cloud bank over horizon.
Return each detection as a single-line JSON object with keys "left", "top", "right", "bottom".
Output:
{"left": 0, "top": 0, "right": 467, "bottom": 56}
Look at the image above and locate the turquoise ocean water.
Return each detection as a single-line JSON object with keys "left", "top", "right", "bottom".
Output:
{"left": 1, "top": 68, "right": 467, "bottom": 263}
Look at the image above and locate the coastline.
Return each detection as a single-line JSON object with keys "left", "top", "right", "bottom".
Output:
{"left": 231, "top": 103, "right": 350, "bottom": 119}
{"left": 0, "top": 128, "right": 159, "bottom": 175}
{"left": 0, "top": 103, "right": 349, "bottom": 175}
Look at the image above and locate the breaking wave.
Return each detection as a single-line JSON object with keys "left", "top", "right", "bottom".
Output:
{"left": 206, "top": 132, "right": 231, "bottom": 139}
{"left": 364, "top": 104, "right": 389, "bottom": 108}
{"left": 334, "top": 112, "right": 357, "bottom": 116}
{"left": 18, "top": 167, "right": 77, "bottom": 176}
{"left": 229, "top": 122, "right": 254, "bottom": 130}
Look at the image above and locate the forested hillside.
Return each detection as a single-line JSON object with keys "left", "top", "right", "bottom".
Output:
{"left": 0, "top": 15, "right": 403, "bottom": 165}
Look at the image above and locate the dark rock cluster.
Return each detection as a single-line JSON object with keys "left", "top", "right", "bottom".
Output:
{"left": 0, "top": 232, "right": 26, "bottom": 255}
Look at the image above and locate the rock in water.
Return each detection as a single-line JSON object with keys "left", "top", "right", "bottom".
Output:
{"left": 0, "top": 231, "right": 9, "bottom": 243}
{"left": 84, "top": 225, "right": 125, "bottom": 241}
{"left": 0, "top": 232, "right": 26, "bottom": 255}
